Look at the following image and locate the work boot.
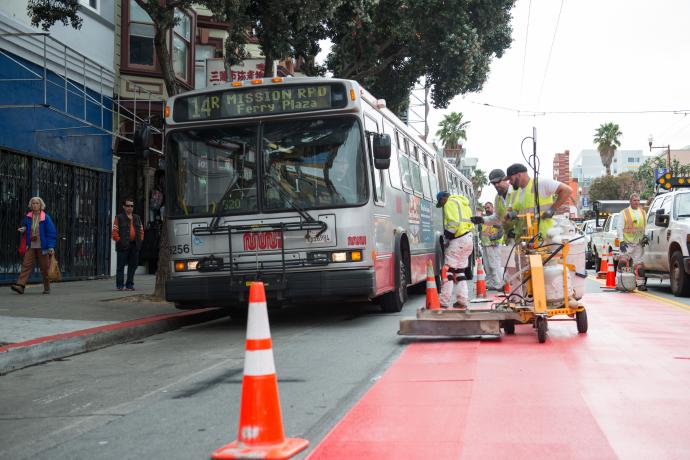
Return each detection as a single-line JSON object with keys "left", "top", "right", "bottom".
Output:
{"left": 10, "top": 284, "right": 24, "bottom": 294}
{"left": 453, "top": 302, "right": 467, "bottom": 310}
{"left": 637, "top": 285, "right": 647, "bottom": 292}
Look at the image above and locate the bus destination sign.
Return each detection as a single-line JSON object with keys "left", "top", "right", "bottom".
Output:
{"left": 173, "top": 83, "right": 348, "bottom": 122}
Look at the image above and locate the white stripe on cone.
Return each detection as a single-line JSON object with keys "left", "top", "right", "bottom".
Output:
{"left": 244, "top": 349, "right": 277, "bottom": 376}
{"left": 246, "top": 301, "right": 271, "bottom": 339}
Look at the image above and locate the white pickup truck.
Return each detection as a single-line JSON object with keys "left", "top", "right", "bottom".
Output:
{"left": 590, "top": 213, "right": 621, "bottom": 269}
{"left": 644, "top": 188, "right": 690, "bottom": 296}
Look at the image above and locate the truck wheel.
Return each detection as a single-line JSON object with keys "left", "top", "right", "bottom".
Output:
{"left": 670, "top": 250, "right": 690, "bottom": 297}
{"left": 501, "top": 320, "right": 515, "bottom": 335}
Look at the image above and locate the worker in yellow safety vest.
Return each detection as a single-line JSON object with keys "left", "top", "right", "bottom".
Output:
{"left": 482, "top": 169, "right": 514, "bottom": 243}
{"left": 480, "top": 201, "right": 504, "bottom": 290}
{"left": 616, "top": 193, "right": 648, "bottom": 291}
{"left": 436, "top": 191, "right": 481, "bottom": 309}
{"left": 504, "top": 163, "right": 572, "bottom": 240}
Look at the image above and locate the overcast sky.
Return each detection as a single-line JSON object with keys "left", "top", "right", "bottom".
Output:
{"left": 423, "top": 0, "right": 690, "bottom": 201}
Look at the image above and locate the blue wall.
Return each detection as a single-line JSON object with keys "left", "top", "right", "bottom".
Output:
{"left": 0, "top": 50, "right": 113, "bottom": 171}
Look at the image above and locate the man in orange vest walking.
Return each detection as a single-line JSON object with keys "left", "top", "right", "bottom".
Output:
{"left": 616, "top": 193, "right": 648, "bottom": 291}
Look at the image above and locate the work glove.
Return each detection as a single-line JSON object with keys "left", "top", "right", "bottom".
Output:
{"left": 444, "top": 230, "right": 455, "bottom": 241}
{"left": 505, "top": 211, "right": 518, "bottom": 220}
{"left": 470, "top": 216, "right": 484, "bottom": 225}
{"left": 640, "top": 235, "right": 650, "bottom": 247}
{"left": 507, "top": 229, "right": 516, "bottom": 239}
{"left": 619, "top": 241, "right": 628, "bottom": 253}
{"left": 541, "top": 207, "right": 555, "bottom": 219}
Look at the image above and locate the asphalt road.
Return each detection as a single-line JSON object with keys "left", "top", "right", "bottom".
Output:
{"left": 0, "top": 293, "right": 424, "bottom": 460}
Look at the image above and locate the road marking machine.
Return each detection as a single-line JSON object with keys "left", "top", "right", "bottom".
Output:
{"left": 399, "top": 212, "right": 589, "bottom": 343}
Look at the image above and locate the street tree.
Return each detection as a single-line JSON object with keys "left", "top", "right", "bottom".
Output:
{"left": 593, "top": 122, "right": 622, "bottom": 176}
{"left": 437, "top": 112, "right": 470, "bottom": 150}
{"left": 588, "top": 172, "right": 642, "bottom": 202}
{"left": 471, "top": 168, "right": 488, "bottom": 199}
{"left": 635, "top": 156, "right": 690, "bottom": 199}
{"left": 326, "top": 0, "right": 515, "bottom": 116}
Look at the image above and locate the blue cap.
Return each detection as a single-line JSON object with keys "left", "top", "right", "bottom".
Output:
{"left": 436, "top": 191, "right": 450, "bottom": 208}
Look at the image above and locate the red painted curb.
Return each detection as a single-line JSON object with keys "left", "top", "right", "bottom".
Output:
{"left": 0, "top": 308, "right": 221, "bottom": 353}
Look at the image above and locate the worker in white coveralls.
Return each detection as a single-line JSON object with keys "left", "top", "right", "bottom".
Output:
{"left": 436, "top": 191, "right": 482, "bottom": 309}
{"left": 616, "top": 193, "right": 648, "bottom": 291}
{"left": 480, "top": 201, "right": 504, "bottom": 290}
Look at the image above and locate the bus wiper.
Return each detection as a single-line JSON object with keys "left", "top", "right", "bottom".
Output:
{"left": 209, "top": 175, "right": 238, "bottom": 229}
{"left": 265, "top": 174, "right": 326, "bottom": 236}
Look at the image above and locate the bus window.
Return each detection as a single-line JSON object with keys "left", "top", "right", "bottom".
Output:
{"left": 384, "top": 121, "right": 402, "bottom": 190}
{"left": 262, "top": 117, "right": 367, "bottom": 209}
{"left": 411, "top": 161, "right": 423, "bottom": 195}
{"left": 412, "top": 145, "right": 419, "bottom": 162}
{"left": 399, "top": 154, "right": 413, "bottom": 190}
{"left": 429, "top": 171, "right": 439, "bottom": 198}
{"left": 420, "top": 164, "right": 432, "bottom": 200}
{"left": 403, "top": 137, "right": 410, "bottom": 156}
{"left": 365, "top": 115, "right": 384, "bottom": 204}
{"left": 167, "top": 125, "right": 259, "bottom": 217}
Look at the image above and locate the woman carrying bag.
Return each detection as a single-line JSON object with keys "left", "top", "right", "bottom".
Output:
{"left": 11, "top": 197, "right": 57, "bottom": 295}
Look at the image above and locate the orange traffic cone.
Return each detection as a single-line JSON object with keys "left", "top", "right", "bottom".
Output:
{"left": 597, "top": 246, "right": 609, "bottom": 279}
{"left": 470, "top": 257, "right": 490, "bottom": 303}
{"left": 425, "top": 260, "right": 441, "bottom": 310}
{"left": 212, "top": 282, "right": 308, "bottom": 460}
{"left": 503, "top": 280, "right": 511, "bottom": 296}
{"left": 601, "top": 252, "right": 616, "bottom": 289}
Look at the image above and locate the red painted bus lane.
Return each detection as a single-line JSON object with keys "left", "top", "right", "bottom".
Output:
{"left": 308, "top": 292, "right": 690, "bottom": 459}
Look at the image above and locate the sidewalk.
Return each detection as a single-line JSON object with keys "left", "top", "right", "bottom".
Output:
{"left": 0, "top": 275, "right": 227, "bottom": 375}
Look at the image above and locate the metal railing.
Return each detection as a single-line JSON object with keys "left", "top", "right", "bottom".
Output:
{"left": 0, "top": 29, "right": 164, "bottom": 153}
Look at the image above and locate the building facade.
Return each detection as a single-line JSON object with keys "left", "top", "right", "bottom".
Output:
{"left": 553, "top": 150, "right": 570, "bottom": 183}
{"left": 571, "top": 149, "right": 646, "bottom": 185}
{"left": 0, "top": 0, "right": 116, "bottom": 283}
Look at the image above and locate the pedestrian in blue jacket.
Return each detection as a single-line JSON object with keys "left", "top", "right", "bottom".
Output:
{"left": 11, "top": 197, "right": 57, "bottom": 294}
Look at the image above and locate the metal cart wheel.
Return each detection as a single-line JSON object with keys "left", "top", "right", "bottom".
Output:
{"left": 501, "top": 320, "right": 515, "bottom": 335}
{"left": 536, "top": 316, "right": 547, "bottom": 343}
{"left": 576, "top": 309, "right": 588, "bottom": 333}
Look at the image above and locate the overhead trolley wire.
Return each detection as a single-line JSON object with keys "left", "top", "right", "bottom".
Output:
{"left": 536, "top": 0, "right": 565, "bottom": 108}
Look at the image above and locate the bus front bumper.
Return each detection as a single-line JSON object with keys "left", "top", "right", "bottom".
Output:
{"left": 166, "top": 268, "right": 376, "bottom": 306}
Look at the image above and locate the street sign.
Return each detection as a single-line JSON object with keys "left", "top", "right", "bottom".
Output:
{"left": 582, "top": 196, "right": 589, "bottom": 208}
{"left": 655, "top": 168, "right": 669, "bottom": 180}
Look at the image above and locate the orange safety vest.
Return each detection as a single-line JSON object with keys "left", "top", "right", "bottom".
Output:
{"left": 622, "top": 206, "right": 646, "bottom": 244}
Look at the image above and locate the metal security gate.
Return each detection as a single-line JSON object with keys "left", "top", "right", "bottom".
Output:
{"left": 0, "top": 151, "right": 30, "bottom": 278}
{"left": 0, "top": 149, "right": 111, "bottom": 282}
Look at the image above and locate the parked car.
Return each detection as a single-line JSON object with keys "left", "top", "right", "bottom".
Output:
{"left": 590, "top": 213, "right": 621, "bottom": 269}
{"left": 644, "top": 188, "right": 690, "bottom": 296}
{"left": 580, "top": 219, "right": 598, "bottom": 268}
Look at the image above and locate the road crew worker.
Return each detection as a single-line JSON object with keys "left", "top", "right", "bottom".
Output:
{"left": 437, "top": 191, "right": 481, "bottom": 309}
{"left": 616, "top": 193, "right": 648, "bottom": 291}
{"left": 480, "top": 201, "right": 504, "bottom": 291}
{"left": 482, "top": 168, "right": 514, "bottom": 242}
{"left": 504, "top": 163, "right": 572, "bottom": 240}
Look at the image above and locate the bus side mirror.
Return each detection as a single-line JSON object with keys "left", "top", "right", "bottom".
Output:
{"left": 373, "top": 133, "right": 391, "bottom": 169}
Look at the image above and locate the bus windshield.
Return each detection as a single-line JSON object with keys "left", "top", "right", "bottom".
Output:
{"left": 167, "top": 116, "right": 367, "bottom": 218}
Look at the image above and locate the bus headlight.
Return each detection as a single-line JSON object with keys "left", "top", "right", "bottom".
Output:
{"left": 331, "top": 252, "right": 347, "bottom": 262}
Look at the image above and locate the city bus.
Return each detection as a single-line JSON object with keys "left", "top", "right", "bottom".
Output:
{"left": 162, "top": 77, "right": 474, "bottom": 314}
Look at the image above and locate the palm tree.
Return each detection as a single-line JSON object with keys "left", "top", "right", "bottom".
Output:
{"left": 437, "top": 112, "right": 470, "bottom": 162}
{"left": 471, "top": 168, "right": 488, "bottom": 199}
{"left": 593, "top": 122, "right": 622, "bottom": 176}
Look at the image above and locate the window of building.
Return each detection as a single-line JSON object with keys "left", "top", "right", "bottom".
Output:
{"left": 128, "top": 0, "right": 155, "bottom": 67}
{"left": 195, "top": 44, "right": 216, "bottom": 89}
{"left": 173, "top": 9, "right": 192, "bottom": 82}
{"left": 80, "top": 0, "right": 98, "bottom": 11}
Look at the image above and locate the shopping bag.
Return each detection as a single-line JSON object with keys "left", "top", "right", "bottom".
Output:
{"left": 48, "top": 255, "right": 61, "bottom": 282}
{"left": 18, "top": 235, "right": 27, "bottom": 257}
